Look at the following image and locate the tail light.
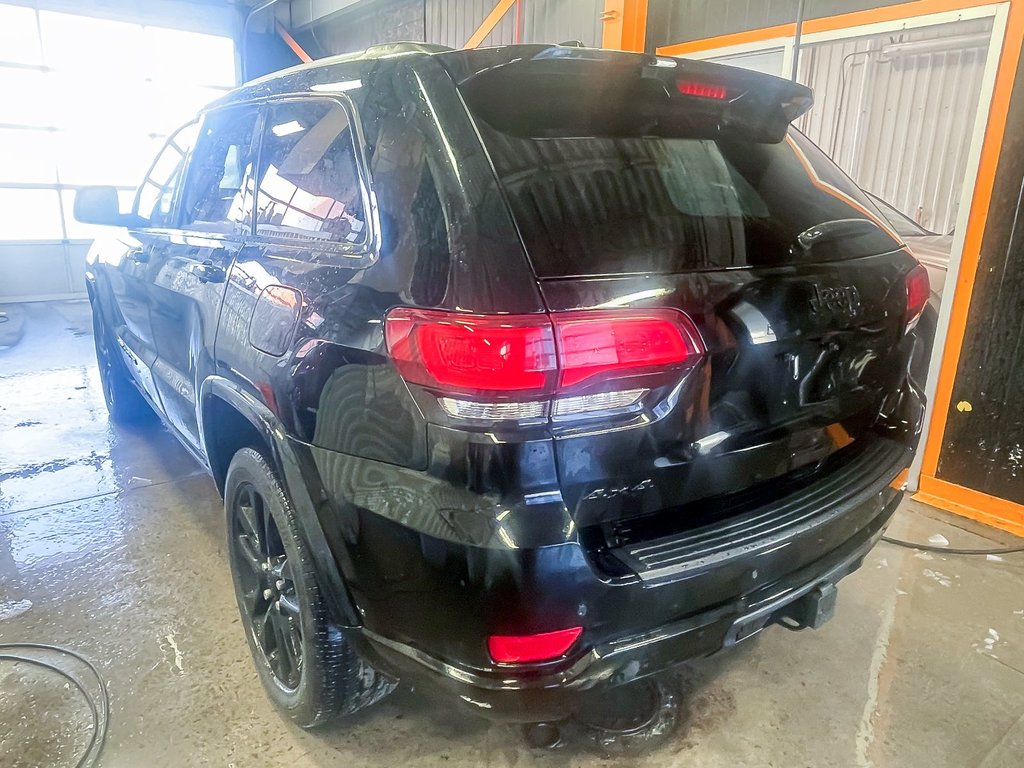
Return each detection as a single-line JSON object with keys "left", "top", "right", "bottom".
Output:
{"left": 385, "top": 307, "right": 704, "bottom": 424}
{"left": 488, "top": 627, "right": 582, "bottom": 664}
{"left": 904, "top": 264, "right": 930, "bottom": 333}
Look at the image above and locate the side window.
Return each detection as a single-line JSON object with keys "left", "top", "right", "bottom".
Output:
{"left": 179, "top": 107, "right": 259, "bottom": 235}
{"left": 134, "top": 121, "right": 199, "bottom": 227}
{"left": 255, "top": 99, "right": 367, "bottom": 247}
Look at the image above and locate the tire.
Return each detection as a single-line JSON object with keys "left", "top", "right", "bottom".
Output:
{"left": 91, "top": 308, "right": 154, "bottom": 424}
{"left": 224, "top": 447, "right": 395, "bottom": 728}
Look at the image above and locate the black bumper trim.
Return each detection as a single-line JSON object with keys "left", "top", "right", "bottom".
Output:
{"left": 612, "top": 438, "right": 909, "bottom": 584}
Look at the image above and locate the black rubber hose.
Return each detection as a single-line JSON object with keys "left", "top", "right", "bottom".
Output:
{"left": 881, "top": 535, "right": 1024, "bottom": 555}
{"left": 0, "top": 643, "right": 109, "bottom": 768}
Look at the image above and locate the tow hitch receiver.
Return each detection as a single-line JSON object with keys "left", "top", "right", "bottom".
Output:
{"left": 725, "top": 581, "right": 840, "bottom": 646}
{"left": 776, "top": 583, "right": 838, "bottom": 630}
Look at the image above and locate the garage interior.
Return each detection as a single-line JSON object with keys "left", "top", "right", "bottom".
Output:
{"left": 1, "top": 0, "right": 1024, "bottom": 766}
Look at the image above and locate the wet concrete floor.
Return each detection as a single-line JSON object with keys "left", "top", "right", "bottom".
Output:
{"left": 2, "top": 300, "right": 1024, "bottom": 767}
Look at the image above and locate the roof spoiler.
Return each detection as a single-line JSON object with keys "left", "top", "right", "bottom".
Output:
{"left": 439, "top": 45, "right": 813, "bottom": 143}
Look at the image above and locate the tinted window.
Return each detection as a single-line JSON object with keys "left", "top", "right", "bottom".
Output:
{"left": 477, "top": 125, "right": 904, "bottom": 277}
{"left": 866, "top": 192, "right": 934, "bottom": 238}
{"left": 255, "top": 99, "right": 366, "bottom": 247}
{"left": 179, "top": 107, "right": 258, "bottom": 235}
{"left": 135, "top": 121, "right": 198, "bottom": 227}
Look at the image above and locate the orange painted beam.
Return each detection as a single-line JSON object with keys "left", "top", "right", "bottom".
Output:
{"left": 915, "top": 476, "right": 1024, "bottom": 540}
{"left": 466, "top": 0, "right": 517, "bottom": 49}
{"left": 658, "top": 22, "right": 795, "bottom": 56}
{"left": 276, "top": 20, "right": 312, "bottom": 63}
{"left": 602, "top": 0, "right": 648, "bottom": 52}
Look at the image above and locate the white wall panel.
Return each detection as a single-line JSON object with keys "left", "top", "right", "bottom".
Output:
{"left": 796, "top": 17, "right": 993, "bottom": 234}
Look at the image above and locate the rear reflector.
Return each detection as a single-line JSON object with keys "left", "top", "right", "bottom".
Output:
{"left": 677, "top": 80, "right": 728, "bottom": 100}
{"left": 487, "top": 627, "right": 583, "bottom": 664}
{"left": 385, "top": 307, "right": 704, "bottom": 422}
{"left": 904, "top": 264, "right": 930, "bottom": 332}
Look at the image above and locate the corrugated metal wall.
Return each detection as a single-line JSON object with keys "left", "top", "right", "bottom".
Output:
{"left": 425, "top": 0, "right": 515, "bottom": 48}
{"left": 648, "top": 0, "right": 906, "bottom": 49}
{"left": 521, "top": 0, "right": 604, "bottom": 47}
{"left": 425, "top": 0, "right": 604, "bottom": 49}
{"left": 309, "top": 0, "right": 424, "bottom": 55}
{"left": 796, "top": 17, "right": 993, "bottom": 234}
{"left": 298, "top": 0, "right": 603, "bottom": 56}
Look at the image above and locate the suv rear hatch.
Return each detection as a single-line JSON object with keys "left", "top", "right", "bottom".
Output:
{"left": 435, "top": 47, "right": 924, "bottom": 542}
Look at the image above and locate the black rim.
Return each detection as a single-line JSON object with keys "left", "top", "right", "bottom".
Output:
{"left": 230, "top": 482, "right": 303, "bottom": 691}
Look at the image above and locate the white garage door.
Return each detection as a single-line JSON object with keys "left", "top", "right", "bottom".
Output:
{"left": 0, "top": 2, "right": 237, "bottom": 302}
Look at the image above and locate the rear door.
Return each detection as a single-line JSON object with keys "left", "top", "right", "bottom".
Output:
{"left": 452, "top": 50, "right": 924, "bottom": 528}
{"left": 146, "top": 105, "right": 260, "bottom": 449}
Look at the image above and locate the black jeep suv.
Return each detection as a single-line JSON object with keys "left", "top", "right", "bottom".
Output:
{"left": 76, "top": 43, "right": 929, "bottom": 728}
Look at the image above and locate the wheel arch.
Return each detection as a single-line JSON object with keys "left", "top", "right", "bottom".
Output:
{"left": 199, "top": 376, "right": 361, "bottom": 628}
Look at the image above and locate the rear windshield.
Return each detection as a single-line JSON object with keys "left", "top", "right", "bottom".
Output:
{"left": 476, "top": 125, "right": 904, "bottom": 278}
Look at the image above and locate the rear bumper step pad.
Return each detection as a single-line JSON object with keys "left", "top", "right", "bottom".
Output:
{"left": 610, "top": 438, "right": 910, "bottom": 583}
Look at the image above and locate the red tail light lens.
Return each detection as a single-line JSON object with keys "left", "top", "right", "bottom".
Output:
{"left": 385, "top": 307, "right": 704, "bottom": 421}
{"left": 488, "top": 627, "right": 582, "bottom": 664}
{"left": 904, "top": 264, "right": 930, "bottom": 332}
{"left": 385, "top": 309, "right": 557, "bottom": 396}
{"left": 555, "top": 310, "right": 703, "bottom": 389}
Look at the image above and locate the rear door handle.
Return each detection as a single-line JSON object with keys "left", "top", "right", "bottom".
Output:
{"left": 126, "top": 248, "right": 149, "bottom": 263}
{"left": 187, "top": 260, "right": 226, "bottom": 283}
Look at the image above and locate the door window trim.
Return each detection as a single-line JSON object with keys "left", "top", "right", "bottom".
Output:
{"left": 126, "top": 93, "right": 379, "bottom": 263}
{"left": 248, "top": 92, "right": 379, "bottom": 263}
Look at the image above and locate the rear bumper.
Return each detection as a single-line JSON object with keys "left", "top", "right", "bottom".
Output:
{"left": 354, "top": 492, "right": 897, "bottom": 722}
{"left": 343, "top": 465, "right": 904, "bottom": 722}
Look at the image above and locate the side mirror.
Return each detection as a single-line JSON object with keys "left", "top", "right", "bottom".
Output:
{"left": 74, "top": 186, "right": 136, "bottom": 227}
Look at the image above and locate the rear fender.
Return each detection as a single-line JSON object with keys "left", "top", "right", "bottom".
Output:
{"left": 199, "top": 375, "right": 361, "bottom": 628}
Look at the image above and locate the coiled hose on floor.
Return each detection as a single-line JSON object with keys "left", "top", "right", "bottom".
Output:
{"left": 0, "top": 644, "right": 109, "bottom": 768}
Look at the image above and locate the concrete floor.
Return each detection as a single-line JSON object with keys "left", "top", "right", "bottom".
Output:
{"left": 2, "top": 300, "right": 1024, "bottom": 768}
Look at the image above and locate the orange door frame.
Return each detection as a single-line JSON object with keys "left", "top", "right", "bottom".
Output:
{"left": 655, "top": 0, "right": 1024, "bottom": 536}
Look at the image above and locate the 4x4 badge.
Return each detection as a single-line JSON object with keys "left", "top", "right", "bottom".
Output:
{"left": 583, "top": 479, "right": 654, "bottom": 501}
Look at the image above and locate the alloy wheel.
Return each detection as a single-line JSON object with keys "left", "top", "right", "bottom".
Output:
{"left": 230, "top": 482, "right": 303, "bottom": 690}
